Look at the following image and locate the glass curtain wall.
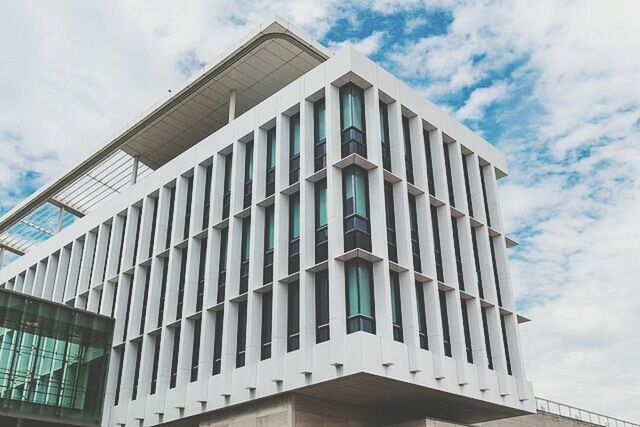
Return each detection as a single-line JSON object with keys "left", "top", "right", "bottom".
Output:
{"left": 0, "top": 288, "right": 113, "bottom": 425}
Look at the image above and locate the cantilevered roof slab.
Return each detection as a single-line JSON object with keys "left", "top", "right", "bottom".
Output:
{"left": 121, "top": 19, "right": 330, "bottom": 168}
{"left": 0, "top": 17, "right": 331, "bottom": 266}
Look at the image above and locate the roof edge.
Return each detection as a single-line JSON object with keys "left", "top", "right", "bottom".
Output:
{"left": 0, "top": 18, "right": 331, "bottom": 237}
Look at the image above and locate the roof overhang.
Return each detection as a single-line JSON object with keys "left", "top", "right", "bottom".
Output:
{"left": 0, "top": 17, "right": 331, "bottom": 261}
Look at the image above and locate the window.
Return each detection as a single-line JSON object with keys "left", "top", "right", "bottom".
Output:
{"left": 443, "top": 143, "right": 455, "bottom": 206}
{"left": 287, "top": 281, "right": 300, "bottom": 352}
{"left": 149, "top": 197, "right": 158, "bottom": 257}
{"left": 150, "top": 336, "right": 160, "bottom": 394}
{"left": 501, "top": 315, "right": 512, "bottom": 375}
{"left": 139, "top": 267, "right": 150, "bottom": 335}
{"left": 176, "top": 247, "right": 187, "bottom": 319}
{"left": 203, "top": 164, "right": 213, "bottom": 228}
{"left": 114, "top": 348, "right": 124, "bottom": 405}
{"left": 263, "top": 206, "right": 274, "bottom": 284}
{"left": 166, "top": 187, "right": 176, "bottom": 248}
{"left": 384, "top": 182, "right": 398, "bottom": 263}
{"left": 461, "top": 299, "right": 473, "bottom": 363}
{"left": 261, "top": 291, "right": 272, "bottom": 360}
{"left": 379, "top": 101, "right": 392, "bottom": 171}
{"left": 408, "top": 194, "right": 421, "bottom": 272}
{"left": 196, "top": 238, "right": 207, "bottom": 312}
{"left": 132, "top": 208, "right": 142, "bottom": 264}
{"left": 345, "top": 259, "right": 375, "bottom": 334}
{"left": 424, "top": 130, "right": 435, "bottom": 196}
{"left": 222, "top": 153, "right": 232, "bottom": 219}
{"left": 439, "top": 290, "right": 452, "bottom": 357}
{"left": 431, "top": 205, "right": 444, "bottom": 282}
{"left": 117, "top": 216, "right": 127, "bottom": 274}
{"left": 266, "top": 127, "right": 276, "bottom": 197}
{"left": 451, "top": 216, "right": 465, "bottom": 290}
{"left": 243, "top": 141, "right": 254, "bottom": 209}
{"left": 402, "top": 116, "right": 414, "bottom": 184}
{"left": 122, "top": 279, "right": 133, "bottom": 341}
{"left": 218, "top": 228, "right": 228, "bottom": 303}
{"left": 236, "top": 301, "right": 247, "bottom": 368}
{"left": 157, "top": 258, "right": 168, "bottom": 327}
{"left": 489, "top": 237, "right": 502, "bottom": 306}
{"left": 290, "top": 113, "right": 300, "bottom": 184}
{"left": 212, "top": 311, "right": 223, "bottom": 375}
{"left": 343, "top": 166, "right": 371, "bottom": 252}
{"left": 315, "top": 269, "right": 330, "bottom": 343}
{"left": 239, "top": 217, "right": 251, "bottom": 294}
{"left": 191, "top": 318, "right": 201, "bottom": 382}
{"left": 415, "top": 282, "right": 428, "bottom": 350}
{"left": 184, "top": 175, "right": 194, "bottom": 239}
{"left": 471, "top": 228, "right": 484, "bottom": 299}
{"left": 481, "top": 308, "right": 493, "bottom": 369}
{"left": 340, "top": 83, "right": 366, "bottom": 157}
{"left": 479, "top": 164, "right": 492, "bottom": 226}
{"left": 169, "top": 326, "right": 180, "bottom": 388}
{"left": 131, "top": 342, "right": 142, "bottom": 400}
{"left": 315, "top": 179, "right": 328, "bottom": 263}
{"left": 462, "top": 154, "right": 473, "bottom": 217}
{"left": 101, "top": 225, "right": 112, "bottom": 282}
{"left": 289, "top": 193, "right": 300, "bottom": 274}
{"left": 314, "top": 98, "right": 326, "bottom": 171}
{"left": 390, "top": 272, "right": 403, "bottom": 342}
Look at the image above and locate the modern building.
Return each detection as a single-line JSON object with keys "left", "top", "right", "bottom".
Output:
{"left": 0, "top": 18, "right": 539, "bottom": 427}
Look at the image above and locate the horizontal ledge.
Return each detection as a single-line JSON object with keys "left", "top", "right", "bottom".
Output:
{"left": 306, "top": 168, "right": 327, "bottom": 183}
{"left": 332, "top": 153, "right": 377, "bottom": 171}
{"left": 281, "top": 181, "right": 300, "bottom": 195}
{"left": 383, "top": 169, "right": 402, "bottom": 184}
{"left": 335, "top": 248, "right": 383, "bottom": 263}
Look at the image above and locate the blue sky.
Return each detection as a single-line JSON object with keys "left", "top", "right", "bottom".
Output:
{"left": 1, "top": 0, "right": 639, "bottom": 422}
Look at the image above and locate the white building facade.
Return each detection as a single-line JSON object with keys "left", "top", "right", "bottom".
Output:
{"left": 0, "top": 19, "right": 535, "bottom": 427}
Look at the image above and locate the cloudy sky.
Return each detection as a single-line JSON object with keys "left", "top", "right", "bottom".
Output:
{"left": 1, "top": 0, "right": 639, "bottom": 421}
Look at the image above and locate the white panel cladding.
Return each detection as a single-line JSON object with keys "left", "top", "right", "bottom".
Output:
{"left": 0, "top": 48, "right": 534, "bottom": 426}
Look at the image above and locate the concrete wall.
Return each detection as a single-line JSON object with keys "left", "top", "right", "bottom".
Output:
{"left": 194, "top": 394, "right": 595, "bottom": 427}
{"left": 391, "top": 412, "right": 596, "bottom": 427}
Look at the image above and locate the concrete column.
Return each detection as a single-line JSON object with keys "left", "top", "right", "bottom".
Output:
{"left": 229, "top": 90, "right": 237, "bottom": 122}
{"left": 131, "top": 155, "right": 140, "bottom": 185}
{"left": 55, "top": 206, "right": 65, "bottom": 233}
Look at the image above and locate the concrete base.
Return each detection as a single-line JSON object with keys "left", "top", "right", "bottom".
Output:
{"left": 191, "top": 394, "right": 597, "bottom": 427}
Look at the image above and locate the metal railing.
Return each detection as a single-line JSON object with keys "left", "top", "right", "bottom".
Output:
{"left": 536, "top": 397, "right": 639, "bottom": 427}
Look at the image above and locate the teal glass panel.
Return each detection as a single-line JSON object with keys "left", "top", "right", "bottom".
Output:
{"left": 316, "top": 101, "right": 326, "bottom": 141}
{"left": 347, "top": 265, "right": 359, "bottom": 316}
{"left": 354, "top": 169, "right": 368, "bottom": 217}
{"left": 290, "top": 114, "right": 300, "bottom": 156}
{"left": 346, "top": 261, "right": 373, "bottom": 317}
{"left": 390, "top": 274, "right": 401, "bottom": 324}
{"left": 242, "top": 219, "right": 251, "bottom": 260}
{"left": 245, "top": 141, "right": 253, "bottom": 180}
{"left": 266, "top": 208, "right": 275, "bottom": 250}
{"left": 224, "top": 154, "right": 233, "bottom": 193}
{"left": 357, "top": 264, "right": 372, "bottom": 317}
{"left": 267, "top": 129, "right": 277, "bottom": 169}
{"left": 291, "top": 196, "right": 300, "bottom": 239}
{"left": 317, "top": 184, "right": 327, "bottom": 227}
{"left": 0, "top": 288, "right": 114, "bottom": 425}
{"left": 340, "top": 84, "right": 364, "bottom": 131}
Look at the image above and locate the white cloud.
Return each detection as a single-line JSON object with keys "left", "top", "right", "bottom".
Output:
{"left": 327, "top": 31, "right": 385, "bottom": 56}
{"left": 456, "top": 81, "right": 507, "bottom": 121}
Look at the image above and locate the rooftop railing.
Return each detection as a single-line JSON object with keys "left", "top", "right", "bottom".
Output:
{"left": 536, "top": 397, "right": 639, "bottom": 427}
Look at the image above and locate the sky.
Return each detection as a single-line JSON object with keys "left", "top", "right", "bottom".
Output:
{"left": 1, "top": 0, "right": 639, "bottom": 422}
